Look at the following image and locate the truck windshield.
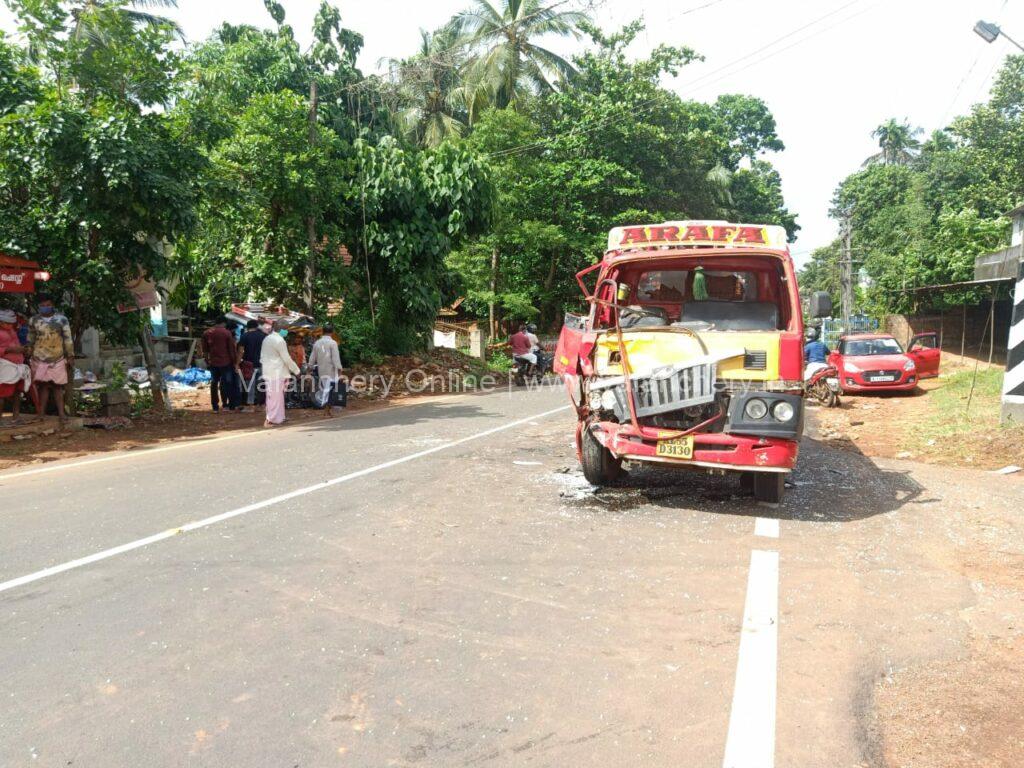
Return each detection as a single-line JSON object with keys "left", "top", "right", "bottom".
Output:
{"left": 637, "top": 270, "right": 757, "bottom": 302}
{"left": 627, "top": 268, "right": 780, "bottom": 331}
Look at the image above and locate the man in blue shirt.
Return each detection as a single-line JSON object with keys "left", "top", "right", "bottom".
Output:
{"left": 804, "top": 327, "right": 830, "bottom": 381}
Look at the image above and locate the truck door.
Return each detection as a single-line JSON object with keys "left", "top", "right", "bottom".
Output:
{"left": 907, "top": 332, "right": 940, "bottom": 378}
{"left": 554, "top": 313, "right": 586, "bottom": 375}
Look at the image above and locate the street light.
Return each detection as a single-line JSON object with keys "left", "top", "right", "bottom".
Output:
{"left": 974, "top": 19, "right": 1024, "bottom": 52}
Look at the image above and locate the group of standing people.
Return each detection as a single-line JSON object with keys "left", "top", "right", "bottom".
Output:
{"left": 0, "top": 295, "right": 75, "bottom": 426}
{"left": 201, "top": 317, "right": 345, "bottom": 428}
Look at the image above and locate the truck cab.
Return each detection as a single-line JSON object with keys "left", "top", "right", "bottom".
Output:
{"left": 555, "top": 220, "right": 822, "bottom": 503}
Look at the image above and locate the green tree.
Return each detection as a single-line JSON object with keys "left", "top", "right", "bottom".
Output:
{"left": 864, "top": 118, "right": 922, "bottom": 166}
{"left": 0, "top": 32, "right": 41, "bottom": 112}
{"left": 357, "top": 137, "right": 493, "bottom": 351}
{"left": 1, "top": 0, "right": 198, "bottom": 345}
{"left": 388, "top": 27, "right": 469, "bottom": 147}
{"left": 0, "top": 94, "right": 199, "bottom": 342}
{"left": 450, "top": 20, "right": 797, "bottom": 333}
{"left": 180, "top": 90, "right": 352, "bottom": 311}
{"left": 713, "top": 93, "right": 785, "bottom": 164}
{"left": 450, "top": 0, "right": 586, "bottom": 116}
{"left": 797, "top": 241, "right": 841, "bottom": 309}
{"left": 68, "top": 0, "right": 182, "bottom": 43}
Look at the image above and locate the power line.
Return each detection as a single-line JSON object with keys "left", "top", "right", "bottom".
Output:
{"left": 320, "top": 0, "right": 606, "bottom": 99}
{"left": 941, "top": 0, "right": 1011, "bottom": 124}
{"left": 662, "top": 0, "right": 731, "bottom": 23}
{"left": 486, "top": 0, "right": 867, "bottom": 159}
{"left": 683, "top": 0, "right": 882, "bottom": 96}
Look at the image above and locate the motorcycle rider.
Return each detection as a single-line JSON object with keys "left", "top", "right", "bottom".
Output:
{"left": 804, "top": 326, "right": 830, "bottom": 379}
{"left": 525, "top": 323, "right": 550, "bottom": 373}
{"left": 510, "top": 324, "right": 536, "bottom": 366}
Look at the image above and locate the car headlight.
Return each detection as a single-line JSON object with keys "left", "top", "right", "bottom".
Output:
{"left": 744, "top": 398, "right": 768, "bottom": 420}
{"left": 844, "top": 361, "right": 861, "bottom": 373}
{"left": 903, "top": 359, "right": 916, "bottom": 371}
{"left": 772, "top": 401, "right": 795, "bottom": 422}
{"left": 601, "top": 389, "right": 618, "bottom": 411}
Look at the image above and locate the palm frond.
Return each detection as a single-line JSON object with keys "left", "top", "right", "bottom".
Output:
{"left": 521, "top": 41, "right": 576, "bottom": 84}
{"left": 122, "top": 9, "right": 183, "bottom": 36}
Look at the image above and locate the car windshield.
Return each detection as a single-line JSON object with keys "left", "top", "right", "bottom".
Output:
{"left": 840, "top": 337, "right": 903, "bottom": 356}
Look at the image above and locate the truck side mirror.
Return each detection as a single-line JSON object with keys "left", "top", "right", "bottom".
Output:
{"left": 809, "top": 291, "right": 833, "bottom": 319}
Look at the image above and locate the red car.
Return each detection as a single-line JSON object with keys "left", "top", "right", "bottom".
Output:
{"left": 828, "top": 332, "right": 940, "bottom": 393}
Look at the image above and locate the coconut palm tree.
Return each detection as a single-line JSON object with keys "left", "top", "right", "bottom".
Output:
{"left": 863, "top": 119, "right": 922, "bottom": 166}
{"left": 390, "top": 28, "right": 472, "bottom": 148}
{"left": 449, "top": 0, "right": 586, "bottom": 116}
{"left": 70, "top": 0, "right": 182, "bottom": 45}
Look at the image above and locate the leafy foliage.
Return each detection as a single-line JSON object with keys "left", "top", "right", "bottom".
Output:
{"left": 449, "top": 20, "right": 798, "bottom": 331}
{"left": 450, "top": 0, "right": 586, "bottom": 115}
{"left": 810, "top": 59, "right": 1024, "bottom": 316}
{"left": 1, "top": 0, "right": 800, "bottom": 361}
{"left": 0, "top": 1, "right": 198, "bottom": 343}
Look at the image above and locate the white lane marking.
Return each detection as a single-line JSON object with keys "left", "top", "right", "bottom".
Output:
{"left": 722, "top": 549, "right": 780, "bottom": 768}
{"left": 754, "top": 517, "right": 779, "bottom": 538}
{"left": 0, "top": 405, "right": 571, "bottom": 595}
{"left": 0, "top": 393, "right": 481, "bottom": 482}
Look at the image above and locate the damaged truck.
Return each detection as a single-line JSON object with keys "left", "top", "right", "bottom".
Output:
{"left": 553, "top": 220, "right": 832, "bottom": 503}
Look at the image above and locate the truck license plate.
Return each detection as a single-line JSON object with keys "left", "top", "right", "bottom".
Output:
{"left": 656, "top": 436, "right": 694, "bottom": 459}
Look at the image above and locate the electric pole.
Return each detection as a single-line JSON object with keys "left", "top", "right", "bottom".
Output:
{"left": 840, "top": 216, "right": 853, "bottom": 330}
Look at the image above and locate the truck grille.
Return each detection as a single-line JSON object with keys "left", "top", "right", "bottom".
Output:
{"left": 744, "top": 349, "right": 767, "bottom": 370}
{"left": 598, "top": 361, "right": 718, "bottom": 420}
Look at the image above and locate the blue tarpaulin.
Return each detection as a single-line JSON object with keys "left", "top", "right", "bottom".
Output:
{"left": 165, "top": 367, "right": 212, "bottom": 386}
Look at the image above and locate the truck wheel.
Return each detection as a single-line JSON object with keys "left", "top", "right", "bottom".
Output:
{"left": 753, "top": 472, "right": 786, "bottom": 504}
{"left": 581, "top": 427, "right": 621, "bottom": 486}
{"left": 739, "top": 472, "right": 755, "bottom": 494}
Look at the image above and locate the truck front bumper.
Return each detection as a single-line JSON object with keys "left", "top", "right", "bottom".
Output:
{"left": 592, "top": 422, "right": 800, "bottom": 473}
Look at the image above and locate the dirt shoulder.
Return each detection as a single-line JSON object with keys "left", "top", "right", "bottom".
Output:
{"left": 815, "top": 355, "right": 1024, "bottom": 471}
{"left": 0, "top": 349, "right": 509, "bottom": 473}
{"left": 867, "top": 478, "right": 1024, "bottom": 768}
{"left": 806, "top": 356, "right": 1024, "bottom": 767}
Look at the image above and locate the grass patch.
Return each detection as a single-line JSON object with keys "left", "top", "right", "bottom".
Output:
{"left": 901, "top": 368, "right": 1024, "bottom": 468}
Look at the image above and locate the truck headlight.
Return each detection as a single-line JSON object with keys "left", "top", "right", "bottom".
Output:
{"left": 772, "top": 401, "right": 795, "bottom": 422}
{"left": 744, "top": 398, "right": 768, "bottom": 420}
{"left": 601, "top": 389, "right": 618, "bottom": 411}
{"left": 588, "top": 391, "right": 602, "bottom": 410}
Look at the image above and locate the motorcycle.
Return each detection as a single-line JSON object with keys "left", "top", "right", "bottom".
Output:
{"left": 806, "top": 364, "right": 841, "bottom": 407}
{"left": 512, "top": 350, "right": 552, "bottom": 386}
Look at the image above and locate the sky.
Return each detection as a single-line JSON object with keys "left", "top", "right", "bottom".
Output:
{"left": 2, "top": 0, "right": 1023, "bottom": 265}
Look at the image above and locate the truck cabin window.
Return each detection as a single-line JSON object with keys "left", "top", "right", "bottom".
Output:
{"left": 621, "top": 269, "right": 781, "bottom": 331}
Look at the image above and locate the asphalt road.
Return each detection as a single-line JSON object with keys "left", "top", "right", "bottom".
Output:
{"left": 1, "top": 386, "right": 1021, "bottom": 767}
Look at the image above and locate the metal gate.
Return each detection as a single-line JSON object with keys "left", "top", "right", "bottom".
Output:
{"left": 820, "top": 314, "right": 878, "bottom": 348}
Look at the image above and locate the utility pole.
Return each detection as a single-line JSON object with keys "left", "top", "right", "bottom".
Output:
{"left": 840, "top": 215, "right": 853, "bottom": 330}
{"left": 303, "top": 77, "right": 319, "bottom": 316}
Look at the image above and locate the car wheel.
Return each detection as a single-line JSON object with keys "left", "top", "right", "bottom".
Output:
{"left": 581, "top": 426, "right": 621, "bottom": 486}
{"left": 753, "top": 472, "right": 785, "bottom": 504}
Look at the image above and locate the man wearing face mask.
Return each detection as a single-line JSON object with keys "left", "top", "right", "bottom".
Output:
{"left": 28, "top": 294, "right": 74, "bottom": 425}
{"left": 260, "top": 319, "right": 300, "bottom": 427}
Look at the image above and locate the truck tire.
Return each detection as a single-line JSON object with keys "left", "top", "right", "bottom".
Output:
{"left": 753, "top": 472, "right": 786, "bottom": 504}
{"left": 581, "top": 427, "right": 621, "bottom": 486}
